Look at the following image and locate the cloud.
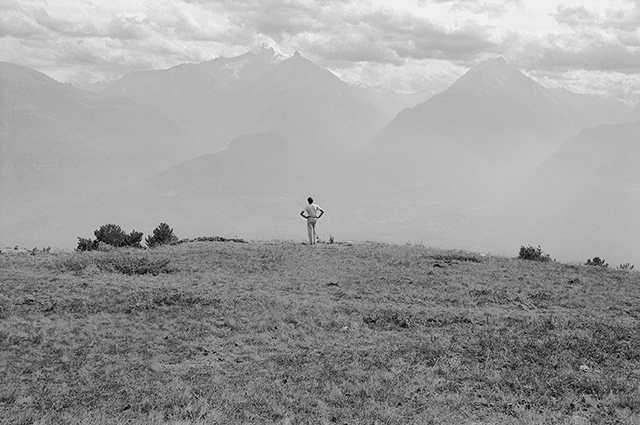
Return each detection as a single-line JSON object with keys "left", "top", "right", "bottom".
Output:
{"left": 187, "top": 0, "right": 499, "bottom": 66}
{"left": 33, "top": 8, "right": 102, "bottom": 37}
{"left": 554, "top": 5, "right": 599, "bottom": 28}
{"left": 533, "top": 3, "right": 640, "bottom": 73}
{"left": 0, "top": 2, "right": 46, "bottom": 39}
{"left": 108, "top": 13, "right": 154, "bottom": 40}
{"left": 539, "top": 41, "right": 640, "bottom": 73}
{"left": 417, "top": 0, "right": 524, "bottom": 17}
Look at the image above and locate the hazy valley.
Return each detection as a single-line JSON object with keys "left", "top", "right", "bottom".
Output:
{"left": 1, "top": 46, "right": 638, "bottom": 265}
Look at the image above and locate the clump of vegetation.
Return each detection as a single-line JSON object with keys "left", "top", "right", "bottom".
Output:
{"left": 94, "top": 224, "right": 143, "bottom": 248}
{"left": 145, "top": 223, "right": 178, "bottom": 248}
{"left": 175, "top": 236, "right": 247, "bottom": 244}
{"left": 618, "top": 263, "right": 634, "bottom": 271}
{"left": 518, "top": 245, "right": 552, "bottom": 262}
{"left": 56, "top": 252, "right": 173, "bottom": 275}
{"left": 76, "top": 237, "right": 99, "bottom": 251}
{"left": 585, "top": 257, "right": 609, "bottom": 268}
{"left": 27, "top": 247, "right": 51, "bottom": 255}
{"left": 77, "top": 223, "right": 144, "bottom": 251}
{"left": 97, "top": 253, "right": 172, "bottom": 275}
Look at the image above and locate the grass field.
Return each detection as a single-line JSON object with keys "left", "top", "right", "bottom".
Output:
{"left": 1, "top": 240, "right": 639, "bottom": 424}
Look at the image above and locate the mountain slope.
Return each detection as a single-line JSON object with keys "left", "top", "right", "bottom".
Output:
{"left": 0, "top": 61, "right": 199, "bottom": 246}
{"left": 101, "top": 45, "right": 285, "bottom": 151}
{"left": 101, "top": 48, "right": 390, "bottom": 153}
{"left": 103, "top": 45, "right": 284, "bottom": 101}
{"left": 229, "top": 52, "right": 389, "bottom": 153}
{"left": 510, "top": 120, "right": 640, "bottom": 263}
{"left": 366, "top": 57, "right": 629, "bottom": 179}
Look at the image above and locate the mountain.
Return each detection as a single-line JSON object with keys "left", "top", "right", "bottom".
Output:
{"left": 102, "top": 47, "right": 390, "bottom": 154}
{"left": 366, "top": 57, "right": 630, "bottom": 180}
{"left": 225, "top": 51, "right": 389, "bottom": 153}
{"left": 502, "top": 120, "right": 640, "bottom": 264}
{"left": 328, "top": 57, "right": 635, "bottom": 261}
{"left": 0, "top": 61, "right": 199, "bottom": 246}
{"left": 103, "top": 44, "right": 284, "bottom": 100}
{"left": 102, "top": 45, "right": 285, "bottom": 151}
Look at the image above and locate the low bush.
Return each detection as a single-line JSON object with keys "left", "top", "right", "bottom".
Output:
{"left": 175, "top": 236, "right": 247, "bottom": 244}
{"left": 518, "top": 245, "right": 552, "bottom": 262}
{"left": 77, "top": 237, "right": 99, "bottom": 251}
{"left": 585, "top": 257, "right": 609, "bottom": 268}
{"left": 618, "top": 263, "right": 634, "bottom": 271}
{"left": 57, "top": 255, "right": 95, "bottom": 272}
{"left": 96, "top": 254, "right": 172, "bottom": 275}
{"left": 55, "top": 252, "right": 173, "bottom": 275}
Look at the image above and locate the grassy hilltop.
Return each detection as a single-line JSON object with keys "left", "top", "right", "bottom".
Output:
{"left": 1, "top": 240, "right": 639, "bottom": 424}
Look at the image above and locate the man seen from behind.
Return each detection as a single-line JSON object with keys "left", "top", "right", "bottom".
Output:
{"left": 300, "top": 197, "right": 324, "bottom": 245}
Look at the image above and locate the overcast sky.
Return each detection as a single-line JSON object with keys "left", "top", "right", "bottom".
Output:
{"left": 1, "top": 0, "right": 639, "bottom": 103}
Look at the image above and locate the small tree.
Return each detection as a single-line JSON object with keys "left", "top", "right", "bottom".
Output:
{"left": 94, "top": 224, "right": 128, "bottom": 247}
{"left": 80, "top": 224, "right": 144, "bottom": 249}
{"left": 125, "top": 230, "right": 144, "bottom": 249}
{"left": 585, "top": 257, "right": 609, "bottom": 268}
{"left": 518, "top": 245, "right": 551, "bottom": 262}
{"left": 77, "top": 237, "right": 99, "bottom": 251}
{"left": 146, "top": 223, "right": 178, "bottom": 248}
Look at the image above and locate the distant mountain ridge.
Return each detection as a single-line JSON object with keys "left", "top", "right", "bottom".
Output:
{"left": 103, "top": 45, "right": 285, "bottom": 101}
{"left": 498, "top": 119, "right": 640, "bottom": 263}
{"left": 0, "top": 61, "right": 199, "bottom": 245}
{"left": 102, "top": 46, "right": 391, "bottom": 153}
{"left": 367, "top": 57, "right": 630, "bottom": 179}
{"left": 225, "top": 51, "right": 389, "bottom": 152}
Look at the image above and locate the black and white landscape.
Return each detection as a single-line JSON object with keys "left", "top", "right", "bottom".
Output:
{"left": 1, "top": 45, "right": 638, "bottom": 264}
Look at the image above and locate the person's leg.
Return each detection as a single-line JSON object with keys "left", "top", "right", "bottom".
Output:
{"left": 307, "top": 219, "right": 314, "bottom": 244}
{"left": 307, "top": 218, "right": 317, "bottom": 245}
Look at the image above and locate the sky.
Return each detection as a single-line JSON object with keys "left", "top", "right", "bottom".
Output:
{"left": 1, "top": 0, "right": 639, "bottom": 103}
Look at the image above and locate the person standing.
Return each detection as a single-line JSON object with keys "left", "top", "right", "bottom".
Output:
{"left": 300, "top": 197, "right": 324, "bottom": 245}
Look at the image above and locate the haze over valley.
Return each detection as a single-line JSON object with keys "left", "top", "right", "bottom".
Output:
{"left": 1, "top": 43, "right": 638, "bottom": 265}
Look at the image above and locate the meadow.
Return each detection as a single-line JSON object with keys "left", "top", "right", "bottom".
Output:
{"left": 1, "top": 240, "right": 639, "bottom": 424}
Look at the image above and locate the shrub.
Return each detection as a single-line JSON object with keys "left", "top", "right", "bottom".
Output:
{"left": 125, "top": 230, "right": 144, "bottom": 249}
{"left": 585, "top": 257, "right": 609, "bottom": 268}
{"left": 175, "top": 236, "right": 246, "bottom": 244}
{"left": 518, "top": 245, "right": 551, "bottom": 262}
{"left": 55, "top": 253, "right": 173, "bottom": 275}
{"left": 58, "top": 254, "right": 95, "bottom": 272}
{"left": 77, "top": 237, "right": 99, "bottom": 251}
{"left": 618, "top": 263, "right": 635, "bottom": 271}
{"left": 94, "top": 224, "right": 128, "bottom": 247}
{"left": 77, "top": 224, "right": 144, "bottom": 250}
{"left": 145, "top": 223, "right": 178, "bottom": 248}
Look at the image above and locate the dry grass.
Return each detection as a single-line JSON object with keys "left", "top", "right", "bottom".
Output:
{"left": 1, "top": 240, "right": 639, "bottom": 424}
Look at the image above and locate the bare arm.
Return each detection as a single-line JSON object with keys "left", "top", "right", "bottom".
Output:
{"left": 300, "top": 211, "right": 308, "bottom": 219}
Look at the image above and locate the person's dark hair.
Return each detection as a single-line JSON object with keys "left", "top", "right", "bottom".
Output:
{"left": 307, "top": 197, "right": 313, "bottom": 204}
